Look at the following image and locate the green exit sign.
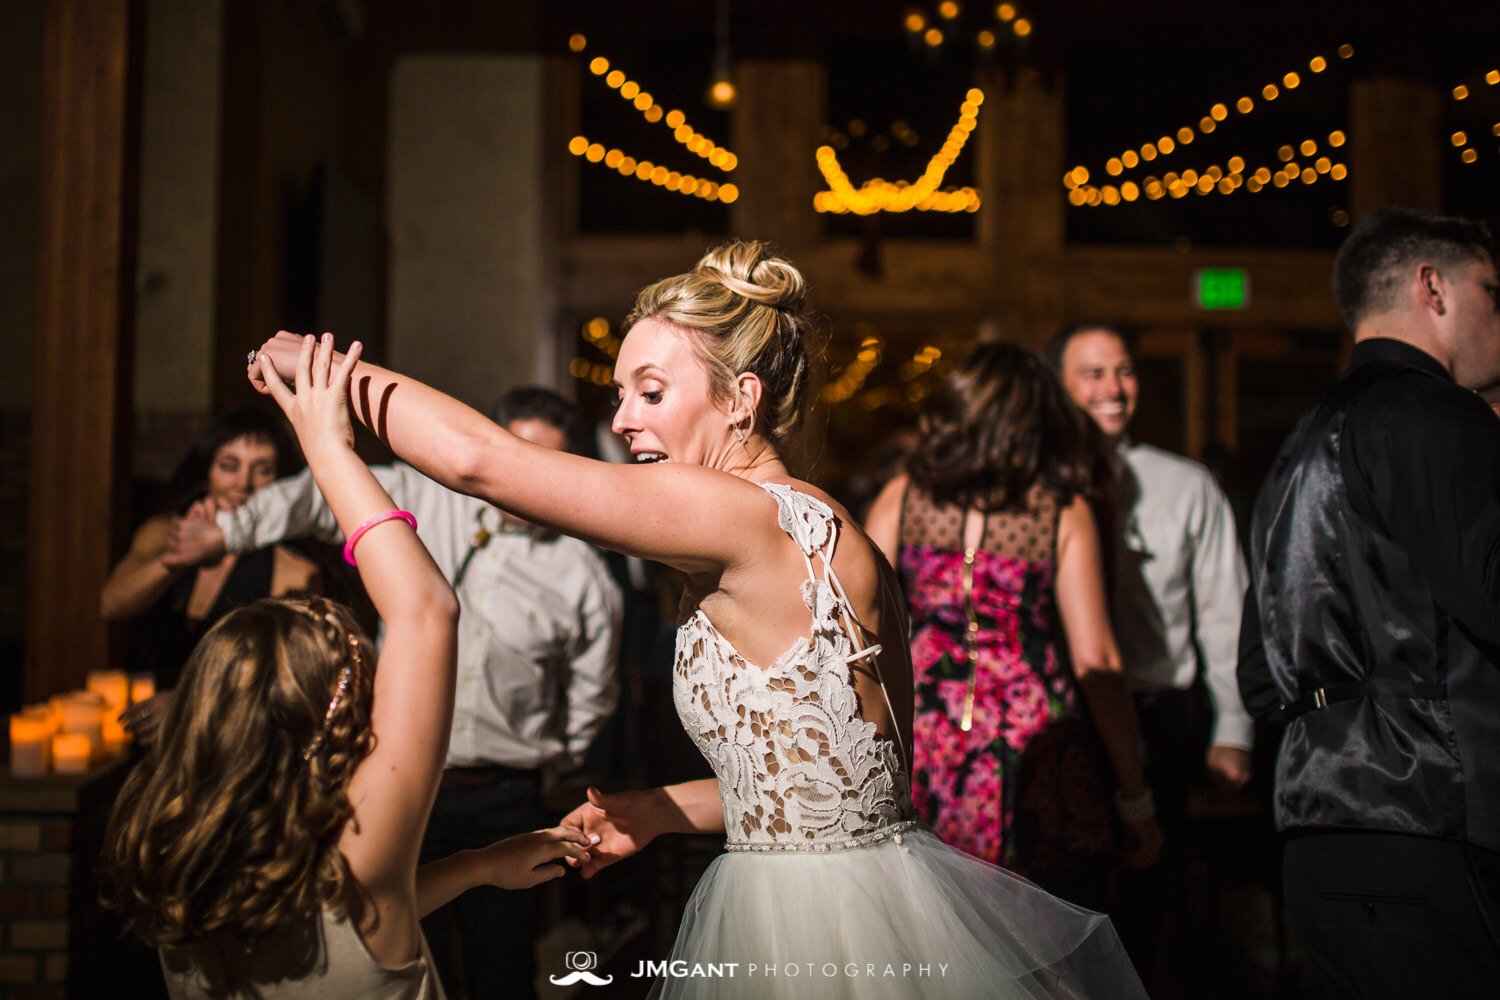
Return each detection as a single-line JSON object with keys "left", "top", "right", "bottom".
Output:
{"left": 1195, "top": 268, "right": 1250, "bottom": 310}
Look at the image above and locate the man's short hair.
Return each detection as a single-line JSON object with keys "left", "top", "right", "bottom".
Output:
{"left": 489, "top": 386, "right": 583, "bottom": 453}
{"left": 1043, "top": 321, "right": 1136, "bottom": 372}
{"left": 1332, "top": 207, "right": 1494, "bottom": 331}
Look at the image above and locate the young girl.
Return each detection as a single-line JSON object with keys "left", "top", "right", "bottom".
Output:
{"left": 248, "top": 242, "right": 1147, "bottom": 997}
{"left": 105, "top": 336, "right": 593, "bottom": 998}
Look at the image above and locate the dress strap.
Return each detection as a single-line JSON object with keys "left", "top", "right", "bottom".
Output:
{"left": 759, "top": 483, "right": 907, "bottom": 767}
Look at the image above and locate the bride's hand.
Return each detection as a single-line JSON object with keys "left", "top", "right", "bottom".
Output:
{"left": 559, "top": 787, "right": 664, "bottom": 879}
{"left": 256, "top": 333, "right": 361, "bottom": 455}
{"left": 248, "top": 331, "right": 344, "bottom": 396}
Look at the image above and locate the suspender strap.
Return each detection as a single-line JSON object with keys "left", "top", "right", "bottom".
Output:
{"left": 1281, "top": 678, "right": 1448, "bottom": 721}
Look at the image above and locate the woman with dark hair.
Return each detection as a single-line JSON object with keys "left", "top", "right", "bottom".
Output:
{"left": 866, "top": 342, "right": 1161, "bottom": 908}
{"left": 101, "top": 406, "right": 320, "bottom": 739}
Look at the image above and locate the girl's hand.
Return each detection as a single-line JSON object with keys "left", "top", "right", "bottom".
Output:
{"left": 257, "top": 334, "right": 361, "bottom": 456}
{"left": 559, "top": 787, "right": 664, "bottom": 879}
{"left": 474, "top": 827, "right": 598, "bottom": 890}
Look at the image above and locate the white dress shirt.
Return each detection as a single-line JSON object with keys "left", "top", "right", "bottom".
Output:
{"left": 1110, "top": 442, "right": 1252, "bottom": 750}
{"left": 218, "top": 464, "right": 621, "bottom": 770}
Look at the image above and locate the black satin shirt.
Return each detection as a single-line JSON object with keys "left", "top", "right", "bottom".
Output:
{"left": 1239, "top": 338, "right": 1500, "bottom": 850}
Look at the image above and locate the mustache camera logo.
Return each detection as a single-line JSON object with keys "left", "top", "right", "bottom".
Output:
{"left": 549, "top": 950, "right": 614, "bottom": 986}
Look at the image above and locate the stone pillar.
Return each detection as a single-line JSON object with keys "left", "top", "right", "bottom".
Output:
{"left": 387, "top": 54, "right": 552, "bottom": 409}
{"left": 729, "top": 59, "right": 825, "bottom": 252}
{"left": 133, "top": 0, "right": 224, "bottom": 478}
{"left": 1349, "top": 77, "right": 1443, "bottom": 219}
{"left": 977, "top": 66, "right": 1066, "bottom": 344}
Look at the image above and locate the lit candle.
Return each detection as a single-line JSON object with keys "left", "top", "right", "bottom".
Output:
{"left": 102, "top": 714, "right": 131, "bottom": 756}
{"left": 86, "top": 670, "right": 130, "bottom": 716}
{"left": 10, "top": 715, "right": 51, "bottom": 776}
{"left": 51, "top": 733, "right": 92, "bottom": 774}
{"left": 22, "top": 704, "right": 55, "bottom": 732}
{"left": 46, "top": 695, "right": 69, "bottom": 733}
{"left": 59, "top": 692, "right": 107, "bottom": 757}
{"left": 129, "top": 675, "right": 156, "bottom": 705}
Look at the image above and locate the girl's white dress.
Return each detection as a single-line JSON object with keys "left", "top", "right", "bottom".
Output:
{"left": 657, "top": 483, "right": 1149, "bottom": 999}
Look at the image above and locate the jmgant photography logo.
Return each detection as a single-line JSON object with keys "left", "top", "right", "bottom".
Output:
{"left": 548, "top": 949, "right": 614, "bottom": 986}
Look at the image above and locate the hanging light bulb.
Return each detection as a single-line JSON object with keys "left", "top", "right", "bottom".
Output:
{"left": 706, "top": 0, "right": 735, "bottom": 109}
{"left": 706, "top": 77, "right": 736, "bottom": 109}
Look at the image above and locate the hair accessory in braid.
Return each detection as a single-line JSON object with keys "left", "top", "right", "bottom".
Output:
{"left": 301, "top": 611, "right": 362, "bottom": 761}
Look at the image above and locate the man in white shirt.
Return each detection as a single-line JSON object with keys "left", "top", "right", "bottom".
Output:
{"left": 1049, "top": 322, "right": 1252, "bottom": 982}
{"left": 169, "top": 387, "right": 621, "bottom": 1000}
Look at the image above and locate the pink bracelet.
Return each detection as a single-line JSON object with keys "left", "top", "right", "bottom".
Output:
{"left": 343, "top": 510, "right": 418, "bottom": 566}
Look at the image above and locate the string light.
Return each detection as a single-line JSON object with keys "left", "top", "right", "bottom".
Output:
{"left": 1447, "top": 69, "right": 1500, "bottom": 165}
{"left": 1068, "top": 44, "right": 1356, "bottom": 206}
{"left": 570, "top": 318, "right": 622, "bottom": 387}
{"left": 822, "top": 335, "right": 884, "bottom": 404}
{"left": 569, "top": 133, "right": 739, "bottom": 203}
{"left": 1071, "top": 155, "right": 1349, "bottom": 206}
{"left": 815, "top": 88, "right": 985, "bottom": 214}
{"left": 568, "top": 37, "right": 740, "bottom": 204}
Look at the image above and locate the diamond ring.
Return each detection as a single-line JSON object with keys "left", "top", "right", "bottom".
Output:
{"left": 246, "top": 349, "right": 258, "bottom": 365}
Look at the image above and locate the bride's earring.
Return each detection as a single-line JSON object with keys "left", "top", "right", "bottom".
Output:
{"left": 733, "top": 394, "right": 748, "bottom": 445}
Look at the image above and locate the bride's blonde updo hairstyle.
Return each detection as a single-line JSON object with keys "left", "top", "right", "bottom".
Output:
{"left": 625, "top": 240, "right": 820, "bottom": 443}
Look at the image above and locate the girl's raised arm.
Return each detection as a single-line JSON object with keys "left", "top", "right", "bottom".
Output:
{"left": 250, "top": 331, "right": 771, "bottom": 576}
{"left": 257, "top": 334, "right": 458, "bottom": 963}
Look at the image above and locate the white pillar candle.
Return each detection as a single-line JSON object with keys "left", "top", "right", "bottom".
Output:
{"left": 51, "top": 732, "right": 92, "bottom": 774}
{"left": 102, "top": 714, "right": 131, "bottom": 756}
{"left": 86, "top": 670, "right": 130, "bottom": 716}
{"left": 9, "top": 715, "right": 51, "bottom": 776}
{"left": 59, "top": 692, "right": 107, "bottom": 757}
{"left": 129, "top": 675, "right": 156, "bottom": 705}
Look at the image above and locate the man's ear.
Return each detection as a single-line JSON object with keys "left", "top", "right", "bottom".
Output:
{"left": 1416, "top": 262, "right": 1447, "bottom": 316}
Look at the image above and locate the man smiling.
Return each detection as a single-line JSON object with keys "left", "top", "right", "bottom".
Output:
{"left": 1049, "top": 321, "right": 1252, "bottom": 983}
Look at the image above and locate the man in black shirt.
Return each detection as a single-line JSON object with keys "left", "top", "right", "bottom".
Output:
{"left": 1239, "top": 207, "right": 1500, "bottom": 998}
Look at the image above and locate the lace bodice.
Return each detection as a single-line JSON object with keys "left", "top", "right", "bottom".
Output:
{"left": 673, "top": 483, "right": 916, "bottom": 852}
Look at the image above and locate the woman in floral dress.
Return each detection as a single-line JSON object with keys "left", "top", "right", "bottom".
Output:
{"left": 867, "top": 342, "right": 1161, "bottom": 908}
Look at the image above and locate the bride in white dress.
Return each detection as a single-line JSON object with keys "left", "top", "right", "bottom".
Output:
{"left": 249, "top": 242, "right": 1147, "bottom": 999}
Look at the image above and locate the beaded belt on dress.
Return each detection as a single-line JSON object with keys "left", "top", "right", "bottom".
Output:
{"left": 723, "top": 819, "right": 919, "bottom": 853}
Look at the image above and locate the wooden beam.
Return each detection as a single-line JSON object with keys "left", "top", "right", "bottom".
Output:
{"left": 28, "top": 0, "right": 142, "bottom": 700}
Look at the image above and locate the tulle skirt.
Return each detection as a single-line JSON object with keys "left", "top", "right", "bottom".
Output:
{"left": 648, "top": 828, "right": 1147, "bottom": 999}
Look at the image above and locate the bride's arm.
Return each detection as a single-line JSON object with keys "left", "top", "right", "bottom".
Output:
{"left": 559, "top": 779, "right": 725, "bottom": 879}
{"left": 250, "top": 333, "right": 766, "bottom": 575}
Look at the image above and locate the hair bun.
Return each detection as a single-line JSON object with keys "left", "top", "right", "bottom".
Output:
{"left": 697, "top": 241, "right": 806, "bottom": 314}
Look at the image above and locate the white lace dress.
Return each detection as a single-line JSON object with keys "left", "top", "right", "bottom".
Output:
{"left": 659, "top": 483, "right": 1147, "bottom": 999}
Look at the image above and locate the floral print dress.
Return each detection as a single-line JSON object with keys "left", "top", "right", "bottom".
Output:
{"left": 898, "top": 484, "right": 1115, "bottom": 906}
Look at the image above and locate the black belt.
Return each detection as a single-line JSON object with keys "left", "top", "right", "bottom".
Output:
{"left": 1281, "top": 679, "right": 1447, "bottom": 721}
{"left": 440, "top": 763, "right": 540, "bottom": 788}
